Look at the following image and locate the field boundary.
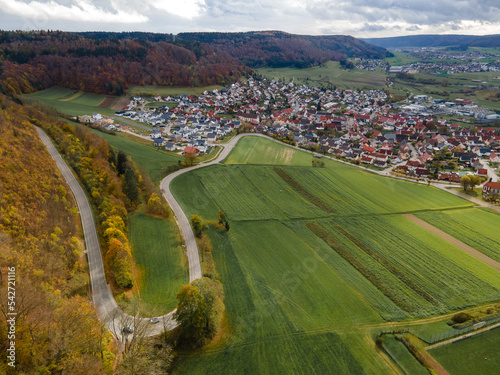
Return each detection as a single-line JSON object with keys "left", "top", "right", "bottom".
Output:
{"left": 403, "top": 214, "right": 500, "bottom": 272}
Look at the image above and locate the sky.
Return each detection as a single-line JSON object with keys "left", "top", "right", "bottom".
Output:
{"left": 1, "top": 0, "right": 499, "bottom": 38}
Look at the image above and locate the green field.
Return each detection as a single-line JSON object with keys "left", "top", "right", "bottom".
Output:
{"left": 385, "top": 51, "right": 422, "bottom": 66}
{"left": 224, "top": 136, "right": 315, "bottom": 166}
{"left": 415, "top": 208, "right": 500, "bottom": 263}
{"left": 257, "top": 60, "right": 387, "bottom": 89}
{"left": 127, "top": 85, "right": 223, "bottom": 96}
{"left": 24, "top": 86, "right": 118, "bottom": 116}
{"left": 169, "top": 137, "right": 500, "bottom": 374}
{"left": 383, "top": 335, "right": 428, "bottom": 375}
{"left": 129, "top": 212, "right": 188, "bottom": 315}
{"left": 430, "top": 327, "right": 500, "bottom": 375}
{"left": 88, "top": 129, "right": 181, "bottom": 183}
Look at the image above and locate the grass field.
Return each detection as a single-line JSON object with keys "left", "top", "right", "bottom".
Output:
{"left": 430, "top": 327, "right": 500, "bottom": 375}
{"left": 129, "top": 212, "right": 188, "bottom": 315}
{"left": 224, "top": 136, "right": 315, "bottom": 166}
{"left": 169, "top": 137, "right": 500, "bottom": 374}
{"left": 257, "top": 60, "right": 387, "bottom": 89}
{"left": 385, "top": 52, "right": 422, "bottom": 66}
{"left": 24, "top": 86, "right": 119, "bottom": 116}
{"left": 383, "top": 335, "right": 428, "bottom": 375}
{"left": 87, "top": 129, "right": 182, "bottom": 183}
{"left": 415, "top": 208, "right": 500, "bottom": 263}
{"left": 127, "top": 85, "right": 223, "bottom": 96}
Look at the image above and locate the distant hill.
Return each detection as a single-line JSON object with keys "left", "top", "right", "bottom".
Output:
{"left": 0, "top": 30, "right": 250, "bottom": 95}
{"left": 362, "top": 34, "right": 500, "bottom": 49}
{"left": 177, "top": 31, "right": 392, "bottom": 68}
{"left": 0, "top": 30, "right": 391, "bottom": 95}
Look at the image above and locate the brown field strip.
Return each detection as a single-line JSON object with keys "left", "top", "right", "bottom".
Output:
{"left": 97, "top": 96, "right": 116, "bottom": 108}
{"left": 403, "top": 214, "right": 500, "bottom": 272}
{"left": 111, "top": 96, "right": 130, "bottom": 110}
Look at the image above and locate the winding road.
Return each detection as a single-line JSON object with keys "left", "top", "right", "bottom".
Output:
{"left": 36, "top": 127, "right": 263, "bottom": 340}
{"left": 37, "top": 125, "right": 500, "bottom": 344}
{"left": 36, "top": 127, "right": 177, "bottom": 339}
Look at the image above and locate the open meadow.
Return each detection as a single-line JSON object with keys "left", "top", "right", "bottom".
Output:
{"left": 169, "top": 137, "right": 500, "bottom": 374}
{"left": 127, "top": 85, "right": 223, "bottom": 96}
{"left": 257, "top": 60, "right": 387, "bottom": 89}
{"left": 129, "top": 212, "right": 188, "bottom": 315}
{"left": 24, "top": 86, "right": 121, "bottom": 116}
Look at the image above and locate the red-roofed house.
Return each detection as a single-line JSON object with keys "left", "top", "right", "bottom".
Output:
{"left": 183, "top": 146, "right": 200, "bottom": 155}
{"left": 483, "top": 181, "right": 500, "bottom": 200}
{"left": 477, "top": 169, "right": 488, "bottom": 177}
{"left": 490, "top": 153, "right": 500, "bottom": 163}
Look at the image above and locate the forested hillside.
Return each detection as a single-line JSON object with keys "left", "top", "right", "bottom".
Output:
{"left": 0, "top": 94, "right": 115, "bottom": 373}
{"left": 0, "top": 30, "right": 251, "bottom": 95}
{"left": 177, "top": 31, "right": 392, "bottom": 68}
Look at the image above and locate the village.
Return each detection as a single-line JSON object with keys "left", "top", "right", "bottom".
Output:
{"left": 84, "top": 77, "right": 500, "bottom": 201}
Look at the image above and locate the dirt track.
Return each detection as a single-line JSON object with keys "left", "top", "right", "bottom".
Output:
{"left": 403, "top": 214, "right": 500, "bottom": 272}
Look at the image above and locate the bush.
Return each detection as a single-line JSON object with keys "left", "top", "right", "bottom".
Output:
{"left": 191, "top": 214, "right": 204, "bottom": 237}
{"left": 451, "top": 312, "right": 472, "bottom": 324}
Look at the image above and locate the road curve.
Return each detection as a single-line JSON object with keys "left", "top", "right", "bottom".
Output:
{"left": 35, "top": 127, "right": 177, "bottom": 339}
{"left": 159, "top": 133, "right": 269, "bottom": 282}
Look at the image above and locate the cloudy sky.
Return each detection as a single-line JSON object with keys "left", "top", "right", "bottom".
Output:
{"left": 1, "top": 0, "right": 499, "bottom": 38}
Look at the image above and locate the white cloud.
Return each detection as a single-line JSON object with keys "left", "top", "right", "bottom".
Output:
{"left": 0, "top": 0, "right": 148, "bottom": 23}
{"left": 1, "top": 0, "right": 500, "bottom": 37}
{"left": 148, "top": 0, "right": 205, "bottom": 19}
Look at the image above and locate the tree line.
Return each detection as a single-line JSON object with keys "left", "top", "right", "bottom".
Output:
{"left": 0, "top": 31, "right": 251, "bottom": 95}
{"left": 0, "top": 94, "right": 115, "bottom": 373}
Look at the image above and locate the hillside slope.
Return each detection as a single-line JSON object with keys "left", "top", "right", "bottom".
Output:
{"left": 177, "top": 30, "right": 392, "bottom": 68}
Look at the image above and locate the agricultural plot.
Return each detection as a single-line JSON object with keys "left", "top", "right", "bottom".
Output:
{"left": 310, "top": 216, "right": 500, "bottom": 318}
{"left": 415, "top": 208, "right": 500, "bottom": 263}
{"left": 173, "top": 222, "right": 386, "bottom": 374}
{"left": 281, "top": 166, "right": 472, "bottom": 216}
{"left": 429, "top": 327, "right": 500, "bottom": 375}
{"left": 129, "top": 213, "right": 188, "bottom": 315}
{"left": 223, "top": 136, "right": 314, "bottom": 166}
{"left": 170, "top": 136, "right": 500, "bottom": 374}
{"left": 25, "top": 86, "right": 118, "bottom": 116}
{"left": 257, "top": 60, "right": 387, "bottom": 89}
{"left": 383, "top": 335, "right": 428, "bottom": 375}
{"left": 172, "top": 165, "right": 327, "bottom": 222}
{"left": 126, "top": 85, "right": 223, "bottom": 96}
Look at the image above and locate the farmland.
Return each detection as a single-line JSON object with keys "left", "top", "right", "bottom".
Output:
{"left": 415, "top": 208, "right": 500, "bottom": 263}
{"left": 129, "top": 212, "right": 188, "bottom": 315}
{"left": 257, "top": 60, "right": 387, "bottom": 89}
{"left": 429, "top": 327, "right": 500, "bottom": 375}
{"left": 223, "top": 136, "right": 315, "bottom": 166}
{"left": 127, "top": 85, "right": 223, "bottom": 97}
{"left": 24, "top": 86, "right": 119, "bottom": 116}
{"left": 169, "top": 137, "right": 500, "bottom": 374}
{"left": 383, "top": 335, "right": 428, "bottom": 375}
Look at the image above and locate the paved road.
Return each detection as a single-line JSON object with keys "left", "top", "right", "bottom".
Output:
{"left": 36, "top": 127, "right": 177, "bottom": 340}
{"left": 480, "top": 159, "right": 499, "bottom": 182}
